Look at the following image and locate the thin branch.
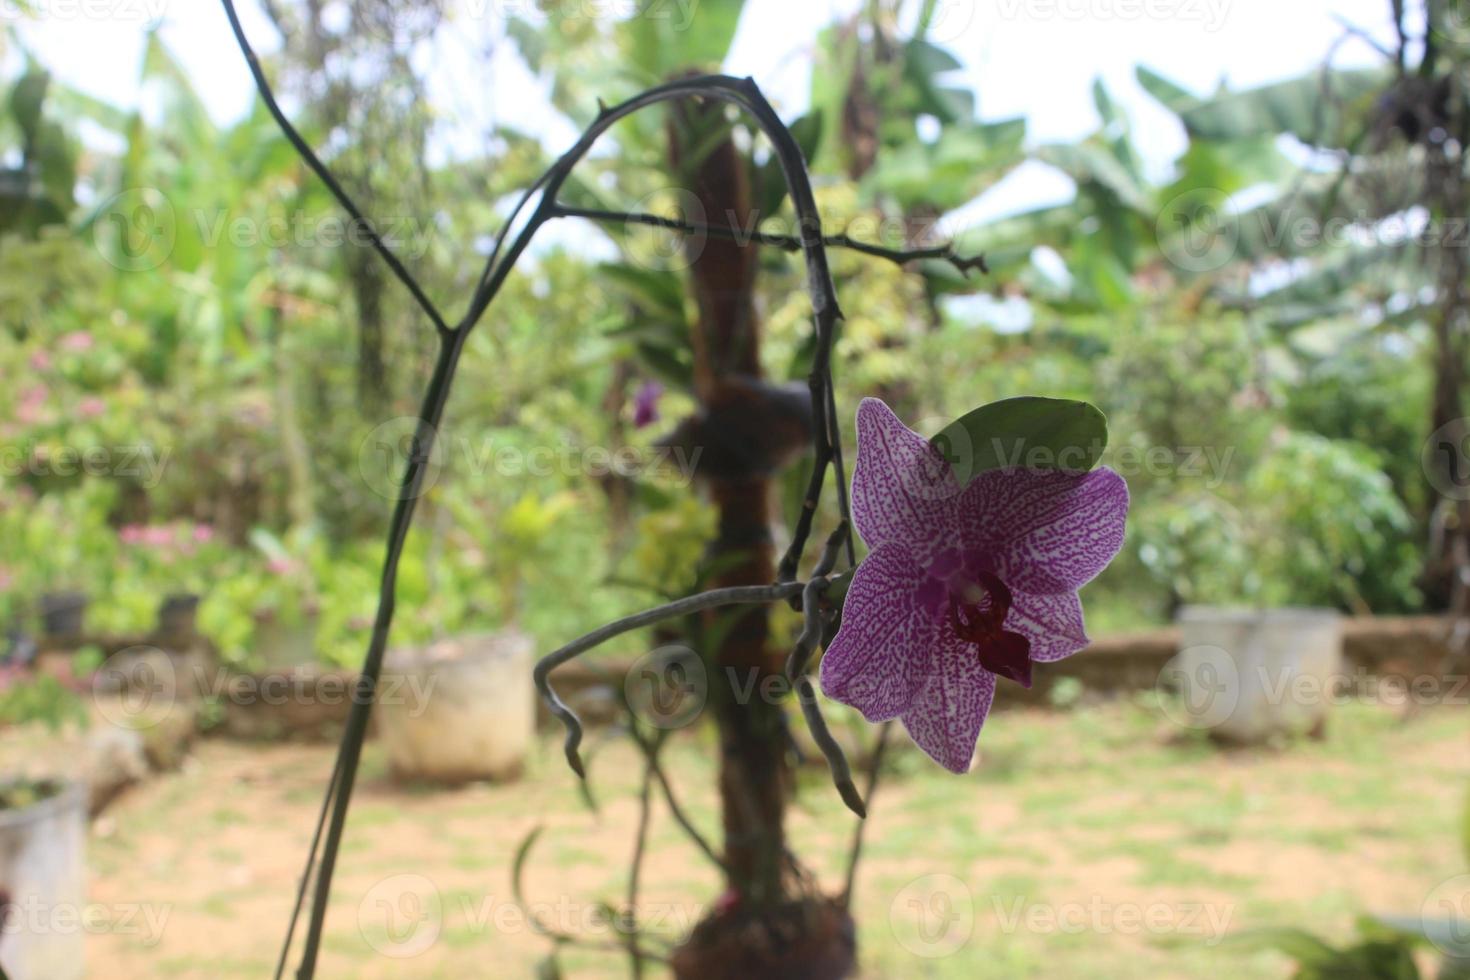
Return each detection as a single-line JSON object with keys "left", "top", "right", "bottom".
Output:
{"left": 549, "top": 205, "right": 990, "bottom": 276}
{"left": 783, "top": 524, "right": 864, "bottom": 816}
{"left": 535, "top": 581, "right": 809, "bottom": 777}
{"left": 796, "top": 677, "right": 865, "bottom": 817}
{"left": 625, "top": 751, "right": 655, "bottom": 980}
{"left": 1330, "top": 15, "right": 1397, "bottom": 61}
{"left": 512, "top": 828, "right": 670, "bottom": 963}
{"left": 218, "top": 0, "right": 450, "bottom": 336}
{"left": 784, "top": 523, "right": 847, "bottom": 681}
{"left": 841, "top": 721, "right": 894, "bottom": 906}
{"left": 628, "top": 725, "right": 730, "bottom": 874}
{"left": 272, "top": 750, "right": 342, "bottom": 980}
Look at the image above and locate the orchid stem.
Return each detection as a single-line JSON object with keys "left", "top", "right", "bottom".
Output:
{"left": 225, "top": 0, "right": 858, "bottom": 969}
{"left": 548, "top": 205, "right": 989, "bottom": 275}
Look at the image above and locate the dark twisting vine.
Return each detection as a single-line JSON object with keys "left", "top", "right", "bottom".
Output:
{"left": 219, "top": 4, "right": 986, "bottom": 975}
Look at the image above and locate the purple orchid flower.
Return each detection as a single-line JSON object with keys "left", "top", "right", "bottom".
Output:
{"left": 633, "top": 381, "right": 664, "bottom": 429}
{"left": 819, "top": 398, "right": 1129, "bottom": 773}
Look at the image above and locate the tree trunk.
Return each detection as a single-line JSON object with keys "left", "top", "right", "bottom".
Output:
{"left": 665, "top": 90, "right": 855, "bottom": 979}
{"left": 667, "top": 92, "right": 787, "bottom": 902}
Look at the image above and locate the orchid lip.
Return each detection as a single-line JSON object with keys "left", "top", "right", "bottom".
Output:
{"left": 946, "top": 571, "right": 1034, "bottom": 689}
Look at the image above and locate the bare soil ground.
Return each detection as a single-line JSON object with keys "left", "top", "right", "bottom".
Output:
{"left": 12, "top": 697, "right": 1467, "bottom": 978}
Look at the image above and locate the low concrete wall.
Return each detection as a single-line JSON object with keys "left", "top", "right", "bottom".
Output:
{"left": 536, "top": 615, "right": 1467, "bottom": 721}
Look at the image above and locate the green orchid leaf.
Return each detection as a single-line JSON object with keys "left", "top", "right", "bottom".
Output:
{"left": 932, "top": 397, "right": 1108, "bottom": 486}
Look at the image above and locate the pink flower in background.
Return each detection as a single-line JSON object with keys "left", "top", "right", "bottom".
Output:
{"left": 29, "top": 350, "right": 52, "bottom": 371}
{"left": 16, "top": 385, "right": 48, "bottom": 424}
{"left": 77, "top": 397, "right": 105, "bottom": 419}
{"left": 192, "top": 524, "right": 215, "bottom": 544}
{"left": 267, "top": 557, "right": 299, "bottom": 576}
{"left": 0, "top": 565, "right": 12, "bottom": 591}
{"left": 121, "top": 524, "right": 180, "bottom": 549}
{"left": 633, "top": 381, "right": 664, "bottom": 429}
{"left": 59, "top": 331, "right": 94, "bottom": 352}
{"left": 819, "top": 398, "right": 1129, "bottom": 773}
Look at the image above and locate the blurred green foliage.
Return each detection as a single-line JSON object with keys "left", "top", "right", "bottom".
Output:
{"left": 0, "top": 1, "right": 1452, "bottom": 674}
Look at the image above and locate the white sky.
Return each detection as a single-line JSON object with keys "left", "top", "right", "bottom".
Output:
{"left": 11, "top": 0, "right": 1402, "bottom": 222}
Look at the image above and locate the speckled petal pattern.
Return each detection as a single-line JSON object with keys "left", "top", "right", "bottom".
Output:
{"left": 850, "top": 398, "right": 959, "bottom": 564}
{"left": 1007, "top": 589, "right": 1090, "bottom": 663}
{"left": 956, "top": 466, "right": 1130, "bottom": 595}
{"left": 900, "top": 640, "right": 997, "bottom": 773}
{"left": 819, "top": 544, "right": 935, "bottom": 722}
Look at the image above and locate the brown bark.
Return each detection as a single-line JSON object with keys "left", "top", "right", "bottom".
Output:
{"left": 666, "top": 90, "right": 790, "bottom": 905}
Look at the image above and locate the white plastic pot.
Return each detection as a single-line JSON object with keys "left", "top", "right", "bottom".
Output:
{"left": 0, "top": 781, "right": 87, "bottom": 980}
{"left": 1171, "top": 607, "right": 1343, "bottom": 743}
{"left": 377, "top": 631, "right": 533, "bottom": 784}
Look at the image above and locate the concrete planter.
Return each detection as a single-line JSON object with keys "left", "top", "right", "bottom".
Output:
{"left": 1171, "top": 606, "right": 1343, "bottom": 743}
{"left": 0, "top": 780, "right": 87, "bottom": 980}
{"left": 378, "top": 632, "right": 533, "bottom": 784}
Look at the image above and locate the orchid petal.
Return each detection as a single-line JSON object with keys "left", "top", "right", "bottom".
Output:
{"left": 851, "top": 398, "right": 960, "bottom": 563}
{"left": 819, "top": 544, "right": 935, "bottom": 722}
{"left": 900, "top": 642, "right": 996, "bottom": 773}
{"left": 957, "top": 466, "right": 1129, "bottom": 594}
{"left": 1008, "top": 589, "right": 1090, "bottom": 663}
